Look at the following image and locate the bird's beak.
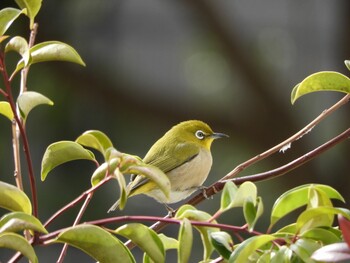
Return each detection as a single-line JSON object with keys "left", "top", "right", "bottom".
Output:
{"left": 210, "top": 132, "right": 229, "bottom": 139}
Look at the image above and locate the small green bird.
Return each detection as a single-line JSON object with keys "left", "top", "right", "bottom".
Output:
{"left": 108, "top": 120, "right": 228, "bottom": 212}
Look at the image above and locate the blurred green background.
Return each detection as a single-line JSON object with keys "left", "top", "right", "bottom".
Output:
{"left": 1, "top": 0, "right": 350, "bottom": 262}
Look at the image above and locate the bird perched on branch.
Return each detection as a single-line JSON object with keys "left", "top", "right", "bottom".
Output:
{"left": 108, "top": 120, "right": 228, "bottom": 212}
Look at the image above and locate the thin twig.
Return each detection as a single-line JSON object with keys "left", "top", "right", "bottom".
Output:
{"left": 57, "top": 192, "right": 94, "bottom": 263}
{"left": 222, "top": 93, "right": 350, "bottom": 181}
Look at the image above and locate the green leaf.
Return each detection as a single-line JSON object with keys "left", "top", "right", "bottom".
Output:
{"left": 114, "top": 169, "right": 128, "bottom": 210}
{"left": 178, "top": 218, "right": 193, "bottom": 263}
{"left": 56, "top": 224, "right": 135, "bottom": 263}
{"left": 0, "top": 181, "right": 32, "bottom": 214}
{"left": 17, "top": 91, "right": 53, "bottom": 120}
{"left": 5, "top": 36, "right": 31, "bottom": 66}
{"left": 0, "top": 8, "right": 23, "bottom": 36}
{"left": 220, "top": 181, "right": 238, "bottom": 211}
{"left": 41, "top": 141, "right": 96, "bottom": 181}
{"left": 175, "top": 205, "right": 218, "bottom": 260}
{"left": 0, "top": 212, "right": 47, "bottom": 234}
{"left": 14, "top": 41, "right": 86, "bottom": 75}
{"left": 290, "top": 238, "right": 321, "bottom": 263}
{"left": 0, "top": 101, "right": 14, "bottom": 120}
{"left": 126, "top": 164, "right": 171, "bottom": 200}
{"left": 229, "top": 235, "right": 277, "bottom": 263}
{"left": 244, "top": 196, "right": 264, "bottom": 231}
{"left": 301, "top": 227, "right": 341, "bottom": 245}
{"left": 311, "top": 242, "right": 350, "bottom": 262}
{"left": 15, "top": 0, "right": 42, "bottom": 28}
{"left": 271, "top": 246, "right": 293, "bottom": 263}
{"left": 270, "top": 184, "right": 344, "bottom": 228}
{"left": 291, "top": 71, "right": 350, "bottom": 104}
{"left": 91, "top": 158, "right": 120, "bottom": 186}
{"left": 76, "top": 130, "right": 114, "bottom": 158}
{"left": 0, "top": 232, "right": 37, "bottom": 263}
{"left": 296, "top": 207, "right": 350, "bottom": 234}
{"left": 158, "top": 233, "right": 178, "bottom": 250}
{"left": 211, "top": 231, "right": 233, "bottom": 260}
{"left": 115, "top": 223, "right": 164, "bottom": 263}
{"left": 220, "top": 181, "right": 257, "bottom": 212}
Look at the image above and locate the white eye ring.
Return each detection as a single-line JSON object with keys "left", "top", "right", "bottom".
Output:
{"left": 195, "top": 130, "right": 205, "bottom": 140}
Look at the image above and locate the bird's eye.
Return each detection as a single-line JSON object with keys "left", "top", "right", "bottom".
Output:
{"left": 195, "top": 130, "right": 205, "bottom": 140}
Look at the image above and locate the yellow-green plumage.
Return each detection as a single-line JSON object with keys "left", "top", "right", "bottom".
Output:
{"left": 108, "top": 120, "right": 227, "bottom": 212}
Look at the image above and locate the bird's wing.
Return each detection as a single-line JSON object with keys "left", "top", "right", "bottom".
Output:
{"left": 129, "top": 143, "right": 200, "bottom": 194}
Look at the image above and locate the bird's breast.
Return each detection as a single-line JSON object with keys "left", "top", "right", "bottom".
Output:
{"left": 168, "top": 148, "right": 213, "bottom": 191}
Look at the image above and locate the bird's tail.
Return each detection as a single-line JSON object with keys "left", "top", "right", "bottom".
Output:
{"left": 107, "top": 200, "right": 120, "bottom": 213}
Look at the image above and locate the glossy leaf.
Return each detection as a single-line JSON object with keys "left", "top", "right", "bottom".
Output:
{"left": 90, "top": 158, "right": 120, "bottom": 186}
{"left": 291, "top": 71, "right": 350, "bottom": 104}
{"left": 41, "top": 141, "right": 96, "bottom": 181}
{"left": 115, "top": 223, "right": 164, "bottom": 263}
{"left": 211, "top": 231, "right": 233, "bottom": 260}
{"left": 15, "top": 0, "right": 42, "bottom": 28}
{"left": 158, "top": 233, "right": 178, "bottom": 250}
{"left": 296, "top": 207, "right": 350, "bottom": 234}
{"left": 0, "top": 232, "right": 37, "bottom": 263}
{"left": 126, "top": 164, "right": 170, "bottom": 200}
{"left": 0, "top": 212, "right": 47, "bottom": 234}
{"left": 0, "top": 8, "right": 23, "bottom": 36}
{"left": 312, "top": 242, "right": 350, "bottom": 262}
{"left": 220, "top": 181, "right": 257, "bottom": 212}
{"left": 290, "top": 238, "right": 321, "bottom": 263}
{"left": 114, "top": 169, "right": 128, "bottom": 210}
{"left": 5, "top": 36, "right": 31, "bottom": 66}
{"left": 15, "top": 41, "right": 85, "bottom": 75}
{"left": 244, "top": 196, "right": 263, "bottom": 231}
{"left": 301, "top": 228, "right": 341, "bottom": 245}
{"left": 178, "top": 218, "right": 193, "bottom": 263}
{"left": 270, "top": 184, "right": 344, "bottom": 228}
{"left": 0, "top": 181, "right": 31, "bottom": 214}
{"left": 0, "top": 101, "right": 14, "bottom": 120}
{"left": 229, "top": 235, "right": 277, "bottom": 262}
{"left": 271, "top": 246, "right": 293, "bottom": 263}
{"left": 56, "top": 224, "right": 134, "bottom": 263}
{"left": 76, "top": 130, "right": 113, "bottom": 158}
{"left": 175, "top": 205, "right": 218, "bottom": 260}
{"left": 220, "top": 181, "right": 238, "bottom": 210}
{"left": 17, "top": 91, "right": 53, "bottom": 120}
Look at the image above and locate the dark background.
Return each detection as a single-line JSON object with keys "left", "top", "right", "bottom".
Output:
{"left": 1, "top": 0, "right": 349, "bottom": 262}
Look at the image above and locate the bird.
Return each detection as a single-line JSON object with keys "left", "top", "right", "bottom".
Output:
{"left": 108, "top": 120, "right": 228, "bottom": 212}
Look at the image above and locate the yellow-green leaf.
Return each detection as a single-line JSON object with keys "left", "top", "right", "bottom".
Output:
{"left": 178, "top": 218, "right": 193, "bottom": 263}
{"left": 126, "top": 164, "right": 171, "bottom": 200}
{"left": 5, "top": 36, "right": 31, "bottom": 66}
{"left": 0, "top": 212, "right": 47, "bottom": 234}
{"left": 15, "top": 0, "right": 42, "bottom": 28}
{"left": 14, "top": 41, "right": 85, "bottom": 75}
{"left": 76, "top": 130, "right": 113, "bottom": 158}
{"left": 0, "top": 181, "right": 31, "bottom": 214}
{"left": 291, "top": 71, "right": 350, "bottom": 104}
{"left": 0, "top": 232, "right": 37, "bottom": 263}
{"left": 211, "top": 231, "right": 233, "bottom": 260}
{"left": 91, "top": 158, "right": 120, "bottom": 186}
{"left": 229, "top": 235, "right": 277, "bottom": 263}
{"left": 0, "top": 101, "right": 14, "bottom": 121}
{"left": 0, "top": 8, "right": 23, "bottom": 36}
{"left": 41, "top": 141, "right": 96, "bottom": 181}
{"left": 17, "top": 91, "right": 53, "bottom": 120}
{"left": 115, "top": 223, "right": 164, "bottom": 263}
{"left": 56, "top": 224, "right": 134, "bottom": 263}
